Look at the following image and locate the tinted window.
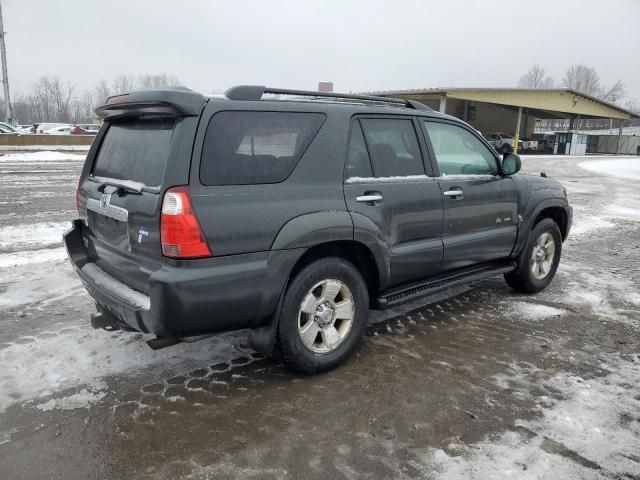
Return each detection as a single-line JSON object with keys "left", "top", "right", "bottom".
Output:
{"left": 360, "top": 118, "right": 424, "bottom": 177}
{"left": 423, "top": 121, "right": 498, "bottom": 176}
{"left": 345, "top": 121, "right": 373, "bottom": 178}
{"left": 200, "top": 111, "right": 325, "bottom": 185}
{"left": 92, "top": 117, "right": 174, "bottom": 187}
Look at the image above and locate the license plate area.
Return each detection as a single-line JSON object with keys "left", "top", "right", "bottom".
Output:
{"left": 88, "top": 210, "right": 131, "bottom": 252}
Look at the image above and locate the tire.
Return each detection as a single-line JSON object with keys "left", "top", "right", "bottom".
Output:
{"left": 505, "top": 218, "right": 562, "bottom": 293}
{"left": 277, "top": 257, "right": 369, "bottom": 374}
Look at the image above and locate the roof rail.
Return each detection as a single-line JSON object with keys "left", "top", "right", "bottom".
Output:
{"left": 224, "top": 85, "right": 431, "bottom": 111}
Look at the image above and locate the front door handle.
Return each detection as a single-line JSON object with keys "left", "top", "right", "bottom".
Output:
{"left": 356, "top": 193, "right": 383, "bottom": 204}
{"left": 443, "top": 189, "right": 463, "bottom": 198}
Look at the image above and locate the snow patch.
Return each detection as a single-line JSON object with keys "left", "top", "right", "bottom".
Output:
{"left": 0, "top": 247, "right": 67, "bottom": 268}
{"left": 427, "top": 354, "right": 640, "bottom": 479}
{"left": 0, "top": 145, "right": 90, "bottom": 152}
{"left": 579, "top": 158, "right": 640, "bottom": 181}
{"left": 346, "top": 175, "right": 433, "bottom": 184}
{"left": 0, "top": 221, "right": 70, "bottom": 251}
{"left": 35, "top": 388, "right": 106, "bottom": 411}
{"left": 0, "top": 326, "right": 247, "bottom": 413}
{"left": 0, "top": 274, "right": 83, "bottom": 309}
{"left": 510, "top": 302, "right": 564, "bottom": 321}
{"left": 606, "top": 205, "right": 640, "bottom": 218}
{"left": 569, "top": 215, "right": 614, "bottom": 237}
{"left": 0, "top": 151, "right": 86, "bottom": 162}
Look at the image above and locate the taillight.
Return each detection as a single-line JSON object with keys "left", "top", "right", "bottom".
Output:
{"left": 160, "top": 186, "right": 212, "bottom": 259}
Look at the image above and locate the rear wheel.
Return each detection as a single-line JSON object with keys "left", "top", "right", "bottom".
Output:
{"left": 505, "top": 218, "right": 562, "bottom": 293}
{"left": 277, "top": 257, "right": 369, "bottom": 374}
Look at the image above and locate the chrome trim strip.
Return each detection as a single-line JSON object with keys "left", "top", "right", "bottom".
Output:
{"left": 87, "top": 197, "right": 128, "bottom": 222}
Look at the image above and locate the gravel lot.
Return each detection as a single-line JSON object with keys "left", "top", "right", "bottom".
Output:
{"left": 0, "top": 152, "right": 639, "bottom": 479}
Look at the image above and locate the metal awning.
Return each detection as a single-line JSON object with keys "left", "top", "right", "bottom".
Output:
{"left": 376, "top": 88, "right": 637, "bottom": 120}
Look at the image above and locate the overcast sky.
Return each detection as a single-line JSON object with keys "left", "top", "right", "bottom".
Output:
{"left": 6, "top": 0, "right": 640, "bottom": 101}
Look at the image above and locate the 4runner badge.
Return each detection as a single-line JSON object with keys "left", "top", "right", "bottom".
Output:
{"left": 137, "top": 227, "right": 149, "bottom": 243}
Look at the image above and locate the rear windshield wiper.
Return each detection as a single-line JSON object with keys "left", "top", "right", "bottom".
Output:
{"left": 94, "top": 176, "right": 145, "bottom": 195}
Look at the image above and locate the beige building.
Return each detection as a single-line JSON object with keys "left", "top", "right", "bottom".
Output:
{"left": 377, "top": 88, "right": 638, "bottom": 139}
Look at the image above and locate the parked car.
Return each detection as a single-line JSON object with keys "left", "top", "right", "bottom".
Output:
{"left": 65, "top": 86, "right": 572, "bottom": 374}
{"left": 17, "top": 124, "right": 35, "bottom": 134}
{"left": 35, "top": 123, "right": 70, "bottom": 134}
{"left": 0, "top": 122, "right": 17, "bottom": 133}
{"left": 485, "top": 132, "right": 523, "bottom": 154}
{"left": 44, "top": 125, "right": 72, "bottom": 135}
{"left": 519, "top": 138, "right": 539, "bottom": 151}
{"left": 71, "top": 124, "right": 100, "bottom": 135}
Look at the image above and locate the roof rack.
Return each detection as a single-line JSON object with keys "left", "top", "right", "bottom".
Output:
{"left": 224, "top": 85, "right": 431, "bottom": 111}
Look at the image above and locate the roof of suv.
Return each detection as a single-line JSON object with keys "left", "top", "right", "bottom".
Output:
{"left": 96, "top": 85, "right": 460, "bottom": 121}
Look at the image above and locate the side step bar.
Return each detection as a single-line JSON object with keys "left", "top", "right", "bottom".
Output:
{"left": 374, "top": 262, "right": 516, "bottom": 310}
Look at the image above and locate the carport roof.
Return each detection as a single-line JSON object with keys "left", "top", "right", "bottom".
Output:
{"left": 374, "top": 87, "right": 638, "bottom": 120}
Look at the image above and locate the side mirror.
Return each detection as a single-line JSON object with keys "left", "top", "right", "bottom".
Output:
{"left": 502, "top": 153, "right": 521, "bottom": 175}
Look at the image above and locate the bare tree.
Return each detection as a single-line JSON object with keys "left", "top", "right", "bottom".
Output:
{"left": 137, "top": 73, "right": 181, "bottom": 89}
{"left": 517, "top": 65, "right": 554, "bottom": 88}
{"left": 562, "top": 64, "right": 602, "bottom": 96}
{"left": 94, "top": 79, "right": 112, "bottom": 106}
{"left": 561, "top": 64, "right": 626, "bottom": 105}
{"left": 625, "top": 98, "right": 640, "bottom": 115}
{"left": 112, "top": 74, "right": 136, "bottom": 94}
{"left": 600, "top": 80, "right": 626, "bottom": 103}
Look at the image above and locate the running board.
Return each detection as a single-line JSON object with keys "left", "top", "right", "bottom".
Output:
{"left": 374, "top": 262, "right": 516, "bottom": 310}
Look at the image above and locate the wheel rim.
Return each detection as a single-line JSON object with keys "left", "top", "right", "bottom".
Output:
{"left": 297, "top": 279, "right": 355, "bottom": 354}
{"left": 530, "top": 232, "right": 556, "bottom": 280}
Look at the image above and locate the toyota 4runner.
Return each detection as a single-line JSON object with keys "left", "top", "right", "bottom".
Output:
{"left": 65, "top": 85, "right": 572, "bottom": 373}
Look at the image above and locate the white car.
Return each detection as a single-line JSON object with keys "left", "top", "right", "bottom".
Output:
{"left": 35, "top": 123, "right": 71, "bottom": 134}
{"left": 0, "top": 122, "right": 17, "bottom": 133}
{"left": 43, "top": 125, "right": 73, "bottom": 135}
{"left": 17, "top": 124, "right": 35, "bottom": 134}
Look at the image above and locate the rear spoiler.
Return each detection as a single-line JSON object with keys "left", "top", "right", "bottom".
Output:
{"left": 96, "top": 87, "right": 207, "bottom": 120}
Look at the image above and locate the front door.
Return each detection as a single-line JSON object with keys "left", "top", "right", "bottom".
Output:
{"left": 344, "top": 117, "right": 443, "bottom": 288}
{"left": 422, "top": 120, "right": 518, "bottom": 271}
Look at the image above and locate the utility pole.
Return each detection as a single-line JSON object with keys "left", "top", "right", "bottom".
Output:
{"left": 0, "top": 0, "right": 12, "bottom": 123}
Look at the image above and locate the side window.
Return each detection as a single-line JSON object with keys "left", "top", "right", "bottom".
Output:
{"left": 423, "top": 121, "right": 499, "bottom": 176}
{"left": 345, "top": 121, "right": 373, "bottom": 178}
{"left": 360, "top": 118, "right": 424, "bottom": 177}
{"left": 200, "top": 111, "right": 325, "bottom": 185}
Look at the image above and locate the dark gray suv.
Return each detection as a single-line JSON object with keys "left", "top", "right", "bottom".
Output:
{"left": 65, "top": 85, "right": 572, "bottom": 373}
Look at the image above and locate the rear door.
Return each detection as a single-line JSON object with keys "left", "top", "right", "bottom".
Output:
{"left": 421, "top": 120, "right": 518, "bottom": 271}
{"left": 79, "top": 114, "right": 197, "bottom": 293}
{"left": 344, "top": 116, "right": 443, "bottom": 288}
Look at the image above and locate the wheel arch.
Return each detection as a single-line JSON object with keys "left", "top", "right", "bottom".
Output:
{"left": 288, "top": 240, "right": 381, "bottom": 306}
{"left": 513, "top": 197, "right": 570, "bottom": 257}
{"left": 534, "top": 206, "right": 569, "bottom": 241}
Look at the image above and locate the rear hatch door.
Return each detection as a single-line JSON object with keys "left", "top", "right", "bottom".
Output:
{"left": 79, "top": 97, "right": 203, "bottom": 293}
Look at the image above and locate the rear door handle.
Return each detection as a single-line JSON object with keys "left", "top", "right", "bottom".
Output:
{"left": 356, "top": 194, "right": 383, "bottom": 204}
{"left": 443, "top": 189, "right": 463, "bottom": 198}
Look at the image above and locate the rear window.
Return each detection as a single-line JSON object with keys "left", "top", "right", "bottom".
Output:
{"left": 92, "top": 117, "right": 175, "bottom": 187}
{"left": 200, "top": 111, "right": 325, "bottom": 185}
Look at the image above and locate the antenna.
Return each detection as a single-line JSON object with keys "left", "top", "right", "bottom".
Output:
{"left": 0, "top": 0, "right": 12, "bottom": 123}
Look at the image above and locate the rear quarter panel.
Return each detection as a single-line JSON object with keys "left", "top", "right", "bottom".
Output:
{"left": 189, "top": 101, "right": 351, "bottom": 257}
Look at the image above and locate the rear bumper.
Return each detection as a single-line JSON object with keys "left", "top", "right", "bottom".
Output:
{"left": 64, "top": 220, "right": 302, "bottom": 337}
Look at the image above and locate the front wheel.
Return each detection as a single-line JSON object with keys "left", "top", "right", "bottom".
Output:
{"left": 277, "top": 257, "right": 369, "bottom": 374}
{"left": 505, "top": 218, "right": 562, "bottom": 293}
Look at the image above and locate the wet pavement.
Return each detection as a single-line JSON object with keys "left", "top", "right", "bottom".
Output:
{"left": 0, "top": 152, "right": 639, "bottom": 479}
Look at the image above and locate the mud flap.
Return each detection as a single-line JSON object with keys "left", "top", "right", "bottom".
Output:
{"left": 248, "top": 279, "right": 288, "bottom": 356}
